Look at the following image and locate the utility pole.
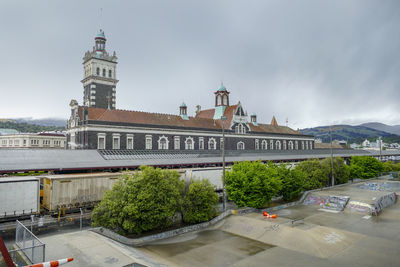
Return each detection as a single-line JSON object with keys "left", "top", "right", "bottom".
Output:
{"left": 378, "top": 136, "right": 382, "bottom": 161}
{"left": 329, "top": 126, "right": 335, "bottom": 187}
{"left": 221, "top": 116, "right": 227, "bottom": 211}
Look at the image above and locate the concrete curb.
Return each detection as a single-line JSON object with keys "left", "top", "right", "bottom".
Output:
{"left": 91, "top": 210, "right": 232, "bottom": 246}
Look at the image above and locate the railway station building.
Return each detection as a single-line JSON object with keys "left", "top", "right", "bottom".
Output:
{"left": 66, "top": 30, "right": 314, "bottom": 151}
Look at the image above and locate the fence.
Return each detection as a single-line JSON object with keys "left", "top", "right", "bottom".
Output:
{"left": 8, "top": 220, "right": 45, "bottom": 264}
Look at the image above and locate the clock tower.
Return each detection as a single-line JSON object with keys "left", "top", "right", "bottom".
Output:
{"left": 81, "top": 30, "right": 118, "bottom": 109}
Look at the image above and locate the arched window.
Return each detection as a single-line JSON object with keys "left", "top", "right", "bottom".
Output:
{"left": 208, "top": 138, "right": 216, "bottom": 150}
{"left": 301, "top": 141, "right": 305, "bottom": 150}
{"left": 223, "top": 95, "right": 228, "bottom": 105}
{"left": 288, "top": 141, "right": 294, "bottom": 150}
{"left": 158, "top": 135, "right": 169, "bottom": 150}
{"left": 217, "top": 95, "right": 222, "bottom": 105}
{"left": 102, "top": 68, "right": 106, "bottom": 77}
{"left": 283, "top": 140, "right": 287, "bottom": 150}
{"left": 255, "top": 139, "right": 259, "bottom": 150}
{"left": 237, "top": 141, "right": 245, "bottom": 150}
{"left": 96, "top": 67, "right": 100, "bottom": 75}
{"left": 295, "top": 141, "right": 298, "bottom": 150}
{"left": 185, "top": 137, "right": 195, "bottom": 150}
{"left": 261, "top": 140, "right": 267, "bottom": 150}
{"left": 276, "top": 140, "right": 281, "bottom": 150}
{"left": 270, "top": 140, "right": 274, "bottom": 150}
{"left": 108, "top": 69, "right": 112, "bottom": 78}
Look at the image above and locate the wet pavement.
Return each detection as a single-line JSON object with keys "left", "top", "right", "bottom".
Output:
{"left": 138, "top": 179, "right": 400, "bottom": 266}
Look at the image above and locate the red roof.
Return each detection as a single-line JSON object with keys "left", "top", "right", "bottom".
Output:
{"left": 79, "top": 106, "right": 304, "bottom": 136}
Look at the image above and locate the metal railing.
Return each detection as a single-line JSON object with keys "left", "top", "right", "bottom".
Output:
{"left": 9, "top": 220, "right": 45, "bottom": 264}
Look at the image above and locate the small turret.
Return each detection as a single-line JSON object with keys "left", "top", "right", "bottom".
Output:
{"left": 179, "top": 102, "right": 189, "bottom": 120}
{"left": 250, "top": 113, "right": 258, "bottom": 126}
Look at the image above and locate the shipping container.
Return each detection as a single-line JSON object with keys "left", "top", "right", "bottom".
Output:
{"left": 41, "top": 172, "right": 122, "bottom": 212}
{"left": 0, "top": 177, "right": 40, "bottom": 217}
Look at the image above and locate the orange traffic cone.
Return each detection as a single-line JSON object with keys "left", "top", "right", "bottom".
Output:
{"left": 265, "top": 214, "right": 277, "bottom": 219}
{"left": 263, "top": 211, "right": 269, "bottom": 216}
{"left": 25, "top": 257, "right": 74, "bottom": 267}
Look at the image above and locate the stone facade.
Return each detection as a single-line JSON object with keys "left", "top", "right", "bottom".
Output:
{"left": 66, "top": 31, "right": 314, "bottom": 151}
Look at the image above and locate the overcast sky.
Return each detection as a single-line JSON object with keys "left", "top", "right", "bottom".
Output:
{"left": 1, "top": 0, "right": 399, "bottom": 129}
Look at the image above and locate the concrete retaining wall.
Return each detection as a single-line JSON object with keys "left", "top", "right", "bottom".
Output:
{"left": 91, "top": 210, "right": 232, "bottom": 246}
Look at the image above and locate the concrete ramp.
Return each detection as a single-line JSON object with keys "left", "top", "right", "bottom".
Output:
{"left": 221, "top": 215, "right": 364, "bottom": 259}
{"left": 347, "top": 192, "right": 397, "bottom": 215}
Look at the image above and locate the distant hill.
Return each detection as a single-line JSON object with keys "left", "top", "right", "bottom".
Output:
{"left": 300, "top": 125, "right": 400, "bottom": 144}
{"left": 359, "top": 122, "right": 400, "bottom": 136}
{"left": 0, "top": 120, "right": 65, "bottom": 134}
{"left": 11, "top": 118, "right": 66, "bottom": 127}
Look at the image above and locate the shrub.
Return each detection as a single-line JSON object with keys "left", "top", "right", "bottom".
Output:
{"left": 225, "top": 160, "right": 282, "bottom": 208}
{"left": 92, "top": 166, "right": 185, "bottom": 235}
{"left": 182, "top": 179, "right": 219, "bottom": 224}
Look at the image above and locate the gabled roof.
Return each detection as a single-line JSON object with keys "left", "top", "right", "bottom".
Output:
{"left": 79, "top": 106, "right": 221, "bottom": 130}
{"left": 77, "top": 105, "right": 304, "bottom": 136}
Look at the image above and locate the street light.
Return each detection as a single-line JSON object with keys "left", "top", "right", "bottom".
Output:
{"left": 329, "top": 126, "right": 335, "bottom": 187}
{"left": 221, "top": 115, "right": 227, "bottom": 211}
{"left": 378, "top": 136, "right": 382, "bottom": 161}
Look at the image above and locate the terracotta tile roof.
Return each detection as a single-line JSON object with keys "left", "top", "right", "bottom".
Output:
{"left": 315, "top": 143, "right": 345, "bottom": 149}
{"left": 79, "top": 106, "right": 308, "bottom": 136}
{"left": 82, "top": 107, "right": 221, "bottom": 130}
{"left": 249, "top": 123, "right": 301, "bottom": 135}
{"left": 196, "top": 108, "right": 215, "bottom": 119}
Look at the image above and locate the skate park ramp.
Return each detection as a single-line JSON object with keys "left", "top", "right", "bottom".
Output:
{"left": 138, "top": 180, "right": 400, "bottom": 266}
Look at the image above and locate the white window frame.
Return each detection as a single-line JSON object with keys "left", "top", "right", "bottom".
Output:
{"left": 174, "top": 136, "right": 180, "bottom": 150}
{"left": 283, "top": 140, "right": 287, "bottom": 150}
{"left": 309, "top": 141, "right": 313, "bottom": 150}
{"left": 261, "top": 140, "right": 267, "bottom": 150}
{"left": 295, "top": 141, "right": 299, "bottom": 150}
{"left": 255, "top": 139, "right": 259, "bottom": 150}
{"left": 305, "top": 141, "right": 309, "bottom": 150}
{"left": 237, "top": 141, "right": 245, "bottom": 150}
{"left": 270, "top": 140, "right": 274, "bottom": 150}
{"left": 126, "top": 134, "right": 134, "bottom": 150}
{"left": 112, "top": 133, "right": 120, "bottom": 149}
{"left": 276, "top": 140, "right": 281, "bottom": 150}
{"left": 185, "top": 136, "right": 195, "bottom": 150}
{"left": 97, "top": 133, "right": 106, "bottom": 150}
{"left": 301, "top": 141, "right": 305, "bottom": 150}
{"left": 145, "top": 135, "right": 152, "bottom": 150}
{"left": 158, "top": 135, "right": 169, "bottom": 150}
{"left": 199, "top": 137, "right": 204, "bottom": 150}
{"left": 208, "top": 137, "right": 216, "bottom": 150}
{"left": 288, "top": 141, "right": 294, "bottom": 150}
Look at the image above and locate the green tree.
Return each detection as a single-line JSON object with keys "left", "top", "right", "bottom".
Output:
{"left": 225, "top": 160, "right": 282, "bottom": 208}
{"left": 295, "top": 159, "right": 329, "bottom": 190}
{"left": 349, "top": 156, "right": 384, "bottom": 179}
{"left": 182, "top": 179, "right": 219, "bottom": 224}
{"left": 92, "top": 166, "right": 185, "bottom": 235}
{"left": 277, "top": 164, "right": 306, "bottom": 201}
{"left": 382, "top": 161, "right": 400, "bottom": 172}
{"left": 321, "top": 157, "right": 350, "bottom": 185}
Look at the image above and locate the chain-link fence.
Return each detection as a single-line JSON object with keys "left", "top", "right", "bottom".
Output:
{"left": 9, "top": 220, "right": 45, "bottom": 264}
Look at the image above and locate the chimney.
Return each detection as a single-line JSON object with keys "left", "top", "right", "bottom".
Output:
{"left": 195, "top": 105, "right": 201, "bottom": 116}
{"left": 250, "top": 113, "right": 258, "bottom": 126}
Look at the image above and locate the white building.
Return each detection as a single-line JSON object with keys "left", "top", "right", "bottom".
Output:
{"left": 0, "top": 133, "right": 66, "bottom": 149}
{"left": 361, "top": 139, "right": 371, "bottom": 148}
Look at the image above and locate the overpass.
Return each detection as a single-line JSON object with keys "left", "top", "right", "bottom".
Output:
{"left": 1, "top": 148, "right": 398, "bottom": 174}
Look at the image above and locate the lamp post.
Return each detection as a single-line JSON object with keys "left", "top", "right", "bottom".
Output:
{"left": 329, "top": 126, "right": 334, "bottom": 187}
{"left": 378, "top": 136, "right": 382, "bottom": 161}
{"left": 221, "top": 116, "right": 227, "bottom": 211}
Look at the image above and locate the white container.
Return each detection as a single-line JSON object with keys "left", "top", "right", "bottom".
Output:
{"left": 0, "top": 177, "right": 40, "bottom": 217}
